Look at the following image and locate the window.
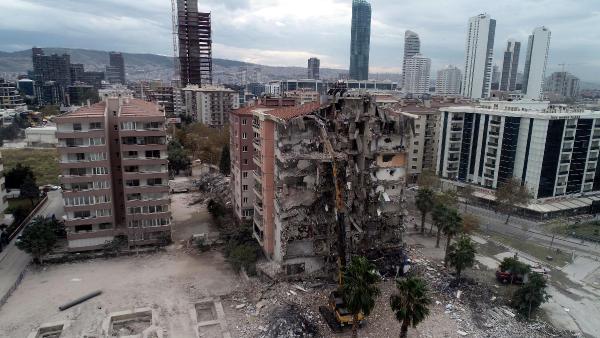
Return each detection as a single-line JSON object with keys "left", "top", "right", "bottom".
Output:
{"left": 242, "top": 172, "right": 248, "bottom": 178}
{"left": 114, "top": 125, "right": 118, "bottom": 131}
{"left": 126, "top": 179, "right": 140, "bottom": 187}
{"left": 242, "top": 118, "right": 247, "bottom": 125}
{"left": 243, "top": 185, "right": 248, "bottom": 191}
{"left": 89, "top": 122, "right": 102, "bottom": 130}
{"left": 147, "top": 178, "right": 163, "bottom": 186}
{"left": 243, "top": 197, "right": 248, "bottom": 203}
{"left": 74, "top": 224, "right": 92, "bottom": 232}
{"left": 99, "top": 223, "right": 113, "bottom": 230}
{"left": 243, "top": 159, "right": 248, "bottom": 165}
{"left": 145, "top": 150, "right": 161, "bottom": 158}
{"left": 73, "top": 123, "right": 82, "bottom": 131}
{"left": 413, "top": 149, "right": 418, "bottom": 154}
{"left": 73, "top": 210, "right": 91, "bottom": 219}
{"left": 242, "top": 132, "right": 247, "bottom": 139}
{"left": 413, "top": 141, "right": 419, "bottom": 145}
{"left": 242, "top": 146, "right": 248, "bottom": 152}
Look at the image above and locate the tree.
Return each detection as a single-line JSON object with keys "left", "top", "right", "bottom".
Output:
{"left": 459, "top": 184, "right": 476, "bottom": 211}
{"left": 431, "top": 203, "right": 448, "bottom": 247}
{"left": 512, "top": 273, "right": 550, "bottom": 319}
{"left": 5, "top": 163, "right": 35, "bottom": 190}
{"left": 15, "top": 216, "right": 57, "bottom": 264}
{"left": 219, "top": 144, "right": 231, "bottom": 175}
{"left": 461, "top": 214, "right": 480, "bottom": 234}
{"left": 415, "top": 188, "right": 435, "bottom": 234}
{"left": 496, "top": 177, "right": 531, "bottom": 224}
{"left": 417, "top": 170, "right": 439, "bottom": 190}
{"left": 442, "top": 208, "right": 462, "bottom": 267}
{"left": 390, "top": 277, "right": 432, "bottom": 338}
{"left": 435, "top": 190, "right": 458, "bottom": 209}
{"left": 167, "top": 140, "right": 191, "bottom": 175}
{"left": 341, "top": 256, "right": 381, "bottom": 338}
{"left": 447, "top": 235, "right": 476, "bottom": 280}
{"left": 499, "top": 257, "right": 531, "bottom": 284}
{"left": 20, "top": 175, "right": 40, "bottom": 207}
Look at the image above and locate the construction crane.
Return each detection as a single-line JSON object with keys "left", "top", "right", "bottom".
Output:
{"left": 318, "top": 92, "right": 366, "bottom": 331}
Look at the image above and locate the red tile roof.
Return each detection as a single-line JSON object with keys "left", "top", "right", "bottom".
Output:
{"left": 120, "top": 98, "right": 163, "bottom": 117}
{"left": 58, "top": 101, "right": 106, "bottom": 118}
{"left": 231, "top": 105, "right": 267, "bottom": 116}
{"left": 264, "top": 101, "right": 323, "bottom": 120}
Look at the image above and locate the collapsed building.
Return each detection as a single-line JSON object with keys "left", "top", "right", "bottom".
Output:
{"left": 247, "top": 92, "right": 414, "bottom": 277}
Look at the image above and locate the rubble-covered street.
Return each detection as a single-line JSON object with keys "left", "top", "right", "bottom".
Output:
{"left": 222, "top": 232, "right": 577, "bottom": 338}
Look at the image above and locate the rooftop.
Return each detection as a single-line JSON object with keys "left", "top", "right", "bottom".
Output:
{"left": 56, "top": 98, "right": 163, "bottom": 119}
{"left": 263, "top": 101, "right": 323, "bottom": 121}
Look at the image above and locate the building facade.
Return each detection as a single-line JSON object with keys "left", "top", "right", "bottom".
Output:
{"left": 403, "top": 54, "right": 431, "bottom": 95}
{"left": 251, "top": 95, "right": 411, "bottom": 276}
{"left": 56, "top": 97, "right": 171, "bottom": 251}
{"left": 177, "top": 0, "right": 212, "bottom": 87}
{"left": 500, "top": 40, "right": 521, "bottom": 91}
{"left": 181, "top": 85, "right": 239, "bottom": 126}
{"left": 545, "top": 71, "right": 580, "bottom": 100}
{"left": 436, "top": 101, "right": 600, "bottom": 202}
{"left": 307, "top": 57, "right": 320, "bottom": 80}
{"left": 0, "top": 152, "right": 8, "bottom": 225}
{"left": 108, "top": 52, "right": 125, "bottom": 84}
{"left": 461, "top": 14, "right": 496, "bottom": 99}
{"left": 0, "top": 79, "right": 25, "bottom": 110}
{"left": 402, "top": 30, "right": 421, "bottom": 90}
{"left": 523, "top": 27, "right": 551, "bottom": 100}
{"left": 349, "top": 0, "right": 371, "bottom": 80}
{"left": 436, "top": 66, "right": 462, "bottom": 96}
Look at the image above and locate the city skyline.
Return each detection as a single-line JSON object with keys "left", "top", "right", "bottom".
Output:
{"left": 0, "top": 0, "right": 599, "bottom": 81}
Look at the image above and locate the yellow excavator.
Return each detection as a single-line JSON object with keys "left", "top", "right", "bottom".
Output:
{"left": 318, "top": 116, "right": 365, "bottom": 331}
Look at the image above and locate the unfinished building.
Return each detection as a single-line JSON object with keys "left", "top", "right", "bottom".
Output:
{"left": 252, "top": 93, "right": 413, "bottom": 277}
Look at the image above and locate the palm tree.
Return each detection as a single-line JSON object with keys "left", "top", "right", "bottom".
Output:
{"left": 415, "top": 188, "right": 435, "bottom": 235}
{"left": 390, "top": 277, "right": 432, "bottom": 338}
{"left": 342, "top": 256, "right": 381, "bottom": 338}
{"left": 447, "top": 235, "right": 476, "bottom": 280}
{"left": 442, "top": 208, "right": 462, "bottom": 267}
{"left": 431, "top": 204, "right": 448, "bottom": 247}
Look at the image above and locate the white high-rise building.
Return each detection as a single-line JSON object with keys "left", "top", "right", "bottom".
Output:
{"left": 402, "top": 30, "right": 421, "bottom": 90}
{"left": 461, "top": 14, "right": 496, "bottom": 99}
{"left": 522, "top": 26, "right": 551, "bottom": 100}
{"left": 436, "top": 66, "right": 462, "bottom": 95}
{"left": 404, "top": 54, "right": 431, "bottom": 94}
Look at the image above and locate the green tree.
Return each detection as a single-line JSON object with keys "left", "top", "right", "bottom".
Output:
{"left": 5, "top": 163, "right": 35, "bottom": 190}
{"left": 167, "top": 140, "right": 191, "bottom": 175}
{"left": 341, "top": 256, "right": 381, "bottom": 338}
{"left": 496, "top": 177, "right": 531, "bottom": 224}
{"left": 435, "top": 189, "right": 458, "bottom": 209}
{"left": 390, "top": 277, "right": 432, "bottom": 338}
{"left": 431, "top": 203, "right": 448, "bottom": 247}
{"left": 219, "top": 144, "right": 231, "bottom": 175}
{"left": 461, "top": 214, "right": 480, "bottom": 234}
{"left": 443, "top": 208, "right": 462, "bottom": 267}
{"left": 15, "top": 216, "right": 57, "bottom": 264}
{"left": 499, "top": 257, "right": 531, "bottom": 284}
{"left": 512, "top": 273, "right": 550, "bottom": 319}
{"left": 447, "top": 235, "right": 476, "bottom": 280}
{"left": 415, "top": 188, "right": 435, "bottom": 234}
{"left": 20, "top": 175, "right": 40, "bottom": 207}
{"left": 417, "top": 170, "right": 439, "bottom": 190}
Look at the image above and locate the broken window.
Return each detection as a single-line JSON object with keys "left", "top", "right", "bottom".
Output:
{"left": 382, "top": 154, "right": 394, "bottom": 162}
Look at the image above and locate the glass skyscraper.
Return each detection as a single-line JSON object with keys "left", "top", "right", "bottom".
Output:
{"left": 349, "top": 0, "right": 371, "bottom": 81}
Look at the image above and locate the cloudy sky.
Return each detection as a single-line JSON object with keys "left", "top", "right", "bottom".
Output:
{"left": 1, "top": 0, "right": 599, "bottom": 81}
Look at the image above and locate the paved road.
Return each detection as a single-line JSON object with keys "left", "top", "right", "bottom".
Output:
{"left": 0, "top": 191, "right": 64, "bottom": 306}
{"left": 405, "top": 189, "right": 600, "bottom": 259}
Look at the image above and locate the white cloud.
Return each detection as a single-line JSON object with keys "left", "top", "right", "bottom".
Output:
{"left": 0, "top": 0, "right": 599, "bottom": 81}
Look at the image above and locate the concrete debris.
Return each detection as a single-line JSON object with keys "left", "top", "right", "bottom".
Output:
{"left": 193, "top": 173, "right": 231, "bottom": 206}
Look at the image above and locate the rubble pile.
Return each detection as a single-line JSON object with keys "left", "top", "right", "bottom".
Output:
{"left": 412, "top": 249, "right": 578, "bottom": 338}
{"left": 193, "top": 173, "right": 231, "bottom": 206}
{"left": 260, "top": 304, "right": 318, "bottom": 338}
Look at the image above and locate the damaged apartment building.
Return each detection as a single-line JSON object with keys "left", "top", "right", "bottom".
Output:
{"left": 245, "top": 92, "right": 414, "bottom": 277}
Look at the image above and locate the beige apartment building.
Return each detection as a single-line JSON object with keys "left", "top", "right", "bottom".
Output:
{"left": 182, "top": 85, "right": 239, "bottom": 126}
{"left": 56, "top": 97, "right": 171, "bottom": 251}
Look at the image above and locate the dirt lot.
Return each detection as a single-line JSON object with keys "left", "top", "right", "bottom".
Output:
{"left": 0, "top": 177, "right": 239, "bottom": 338}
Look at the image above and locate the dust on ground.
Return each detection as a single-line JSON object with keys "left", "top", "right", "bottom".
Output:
{"left": 0, "top": 176, "right": 237, "bottom": 338}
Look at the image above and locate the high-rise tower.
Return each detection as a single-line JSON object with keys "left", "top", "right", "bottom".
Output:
{"left": 461, "top": 14, "right": 496, "bottom": 99}
{"left": 177, "top": 0, "right": 212, "bottom": 87}
{"left": 402, "top": 30, "right": 420, "bottom": 89}
{"left": 349, "top": 0, "right": 371, "bottom": 80}
{"left": 307, "top": 57, "right": 320, "bottom": 80}
{"left": 500, "top": 40, "right": 520, "bottom": 91}
{"left": 522, "top": 27, "right": 551, "bottom": 100}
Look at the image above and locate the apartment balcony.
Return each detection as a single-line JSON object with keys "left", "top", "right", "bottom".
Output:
{"left": 447, "top": 157, "right": 459, "bottom": 163}
{"left": 56, "top": 129, "right": 105, "bottom": 139}
{"left": 490, "top": 119, "right": 501, "bottom": 125}
{"left": 119, "top": 129, "right": 167, "bottom": 138}
{"left": 124, "top": 185, "right": 169, "bottom": 194}
{"left": 449, "top": 137, "right": 461, "bottom": 142}
{"left": 58, "top": 144, "right": 107, "bottom": 154}
{"left": 488, "top": 142, "right": 499, "bottom": 148}
{"left": 64, "top": 202, "right": 112, "bottom": 212}
{"left": 447, "top": 166, "right": 459, "bottom": 172}
{"left": 558, "top": 170, "right": 569, "bottom": 176}
{"left": 593, "top": 133, "right": 600, "bottom": 139}
{"left": 253, "top": 154, "right": 262, "bottom": 167}
{"left": 120, "top": 144, "right": 167, "bottom": 152}
{"left": 486, "top": 152, "right": 497, "bottom": 158}
{"left": 254, "top": 203, "right": 264, "bottom": 216}
{"left": 485, "top": 161, "right": 496, "bottom": 168}
{"left": 562, "top": 147, "right": 573, "bottom": 152}
{"left": 122, "top": 171, "right": 169, "bottom": 180}
{"left": 64, "top": 215, "right": 114, "bottom": 227}
{"left": 125, "top": 198, "right": 171, "bottom": 208}
{"left": 590, "top": 145, "right": 600, "bottom": 151}
{"left": 449, "top": 147, "right": 460, "bottom": 152}
{"left": 60, "top": 174, "right": 110, "bottom": 184}
{"left": 484, "top": 173, "right": 495, "bottom": 179}
{"left": 253, "top": 185, "right": 263, "bottom": 200}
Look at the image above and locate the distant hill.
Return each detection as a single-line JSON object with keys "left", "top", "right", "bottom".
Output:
{"left": 0, "top": 47, "right": 357, "bottom": 82}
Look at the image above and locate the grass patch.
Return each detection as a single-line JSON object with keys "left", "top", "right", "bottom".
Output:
{"left": 549, "top": 221, "right": 600, "bottom": 242}
{"left": 481, "top": 231, "right": 572, "bottom": 268}
{"left": 7, "top": 197, "right": 34, "bottom": 210}
{"left": 2, "top": 148, "right": 60, "bottom": 185}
